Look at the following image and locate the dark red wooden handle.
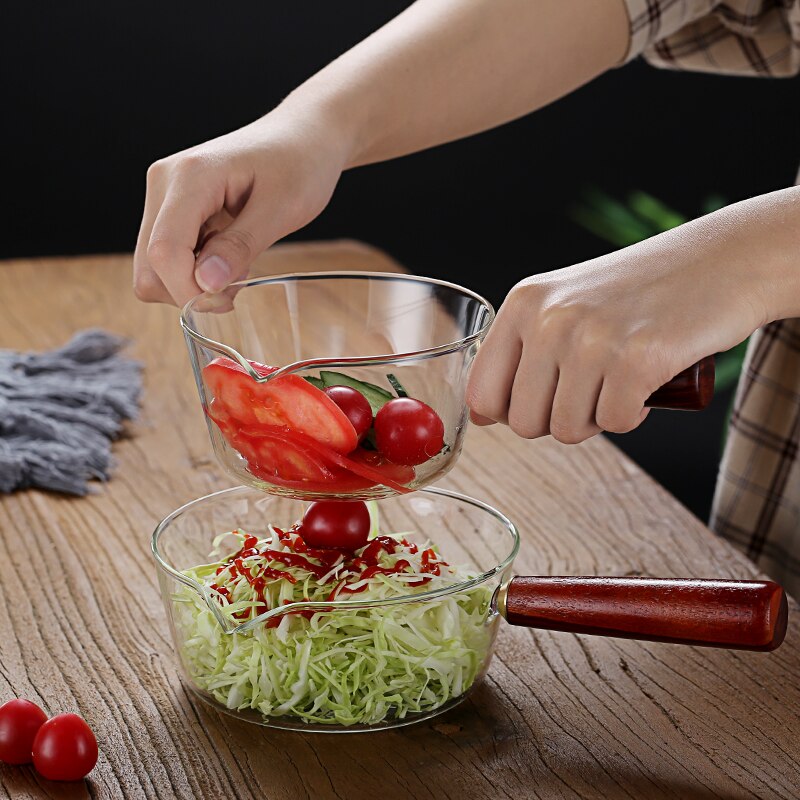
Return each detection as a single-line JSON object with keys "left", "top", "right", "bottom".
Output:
{"left": 501, "top": 576, "right": 787, "bottom": 651}
{"left": 645, "top": 355, "right": 715, "bottom": 410}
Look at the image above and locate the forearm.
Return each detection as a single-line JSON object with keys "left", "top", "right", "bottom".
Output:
{"left": 619, "top": 186, "right": 800, "bottom": 328}
{"left": 279, "top": 0, "right": 629, "bottom": 168}
{"left": 719, "top": 185, "right": 800, "bottom": 323}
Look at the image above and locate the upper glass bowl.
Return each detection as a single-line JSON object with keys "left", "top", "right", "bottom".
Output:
{"left": 181, "top": 272, "right": 494, "bottom": 500}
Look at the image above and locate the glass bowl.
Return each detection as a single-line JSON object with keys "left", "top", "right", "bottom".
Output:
{"left": 152, "top": 486, "right": 519, "bottom": 732}
{"left": 181, "top": 272, "right": 494, "bottom": 500}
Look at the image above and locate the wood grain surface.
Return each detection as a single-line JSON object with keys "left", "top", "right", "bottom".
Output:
{"left": 0, "top": 243, "right": 798, "bottom": 800}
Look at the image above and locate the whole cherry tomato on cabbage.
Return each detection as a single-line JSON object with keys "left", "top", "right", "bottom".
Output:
{"left": 299, "top": 501, "right": 371, "bottom": 550}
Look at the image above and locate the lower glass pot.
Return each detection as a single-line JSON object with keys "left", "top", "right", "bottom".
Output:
{"left": 151, "top": 486, "right": 519, "bottom": 732}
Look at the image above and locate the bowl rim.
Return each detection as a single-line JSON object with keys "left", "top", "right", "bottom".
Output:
{"left": 151, "top": 485, "right": 520, "bottom": 635}
{"left": 180, "top": 271, "right": 496, "bottom": 383}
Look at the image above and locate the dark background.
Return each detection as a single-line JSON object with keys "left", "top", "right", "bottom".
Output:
{"left": 4, "top": 2, "right": 800, "bottom": 519}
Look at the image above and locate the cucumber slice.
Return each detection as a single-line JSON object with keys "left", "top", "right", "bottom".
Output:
{"left": 319, "top": 371, "right": 393, "bottom": 416}
{"left": 304, "top": 375, "right": 325, "bottom": 390}
{"left": 386, "top": 373, "right": 408, "bottom": 398}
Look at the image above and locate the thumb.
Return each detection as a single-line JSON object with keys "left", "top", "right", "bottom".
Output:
{"left": 194, "top": 202, "right": 272, "bottom": 293}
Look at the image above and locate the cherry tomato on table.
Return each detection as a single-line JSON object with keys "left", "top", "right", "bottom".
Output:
{"left": 32, "top": 713, "right": 98, "bottom": 782}
{"left": 299, "top": 501, "right": 371, "bottom": 550}
{"left": 374, "top": 398, "right": 445, "bottom": 466}
{"left": 323, "top": 386, "right": 373, "bottom": 442}
{"left": 0, "top": 699, "right": 48, "bottom": 765}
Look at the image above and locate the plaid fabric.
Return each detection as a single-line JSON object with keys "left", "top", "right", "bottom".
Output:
{"left": 623, "top": 0, "right": 800, "bottom": 75}
{"left": 711, "top": 321, "right": 800, "bottom": 588}
{"left": 621, "top": 0, "right": 800, "bottom": 596}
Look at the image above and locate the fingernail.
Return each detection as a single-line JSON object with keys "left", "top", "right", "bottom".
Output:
{"left": 196, "top": 255, "right": 232, "bottom": 293}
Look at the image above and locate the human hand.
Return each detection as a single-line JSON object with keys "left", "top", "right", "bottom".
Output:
{"left": 466, "top": 206, "right": 781, "bottom": 443}
{"left": 132, "top": 0, "right": 631, "bottom": 308}
{"left": 133, "top": 108, "right": 348, "bottom": 307}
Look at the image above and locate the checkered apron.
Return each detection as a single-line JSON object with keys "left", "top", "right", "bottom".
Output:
{"left": 622, "top": 0, "right": 800, "bottom": 594}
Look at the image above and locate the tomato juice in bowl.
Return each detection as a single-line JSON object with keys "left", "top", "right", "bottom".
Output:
{"left": 181, "top": 273, "right": 494, "bottom": 501}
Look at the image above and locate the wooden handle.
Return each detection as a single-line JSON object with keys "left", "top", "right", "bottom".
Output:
{"left": 645, "top": 355, "right": 715, "bottom": 410}
{"left": 501, "top": 576, "right": 788, "bottom": 651}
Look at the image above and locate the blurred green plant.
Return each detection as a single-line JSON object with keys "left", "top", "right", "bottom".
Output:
{"left": 570, "top": 188, "right": 744, "bottom": 394}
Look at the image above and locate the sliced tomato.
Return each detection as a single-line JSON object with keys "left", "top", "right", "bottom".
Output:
{"left": 246, "top": 360, "right": 279, "bottom": 379}
{"left": 264, "top": 456, "right": 414, "bottom": 494}
{"left": 224, "top": 424, "right": 375, "bottom": 491}
{"left": 262, "top": 469, "right": 376, "bottom": 494}
{"left": 247, "top": 462, "right": 409, "bottom": 495}
{"left": 231, "top": 429, "right": 335, "bottom": 483}
{"left": 206, "top": 399, "right": 237, "bottom": 437}
{"left": 240, "top": 426, "right": 414, "bottom": 494}
{"left": 348, "top": 448, "right": 416, "bottom": 486}
{"left": 203, "top": 359, "right": 261, "bottom": 426}
{"left": 202, "top": 357, "right": 358, "bottom": 454}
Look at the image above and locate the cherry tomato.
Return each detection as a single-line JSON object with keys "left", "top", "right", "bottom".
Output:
{"left": 374, "top": 398, "right": 445, "bottom": 466}
{"left": 323, "top": 386, "right": 373, "bottom": 443}
{"left": 32, "top": 713, "right": 98, "bottom": 782}
{"left": 0, "top": 699, "right": 48, "bottom": 765}
{"left": 299, "top": 501, "right": 371, "bottom": 550}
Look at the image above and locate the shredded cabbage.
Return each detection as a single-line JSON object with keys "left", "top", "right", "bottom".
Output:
{"left": 172, "top": 506, "right": 494, "bottom": 726}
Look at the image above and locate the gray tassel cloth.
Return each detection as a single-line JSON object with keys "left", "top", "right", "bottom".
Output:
{"left": 0, "top": 330, "right": 142, "bottom": 495}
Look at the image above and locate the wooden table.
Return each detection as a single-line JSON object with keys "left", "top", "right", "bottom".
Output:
{"left": 1, "top": 244, "right": 798, "bottom": 800}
